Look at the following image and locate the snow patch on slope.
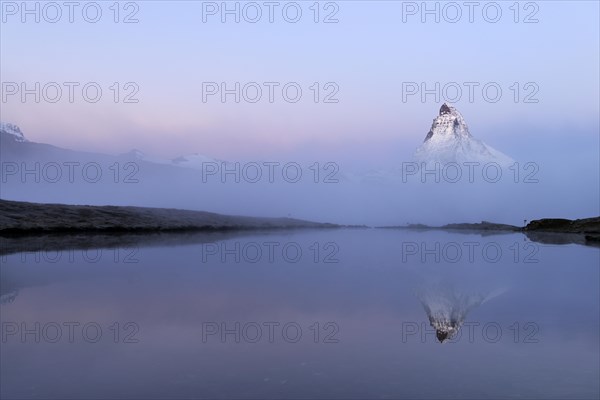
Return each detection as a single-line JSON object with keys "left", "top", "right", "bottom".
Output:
{"left": 0, "top": 122, "right": 28, "bottom": 142}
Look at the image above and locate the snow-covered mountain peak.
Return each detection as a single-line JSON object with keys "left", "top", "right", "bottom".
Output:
{"left": 415, "top": 105, "right": 513, "bottom": 166}
{"left": 0, "top": 122, "right": 28, "bottom": 142}
{"left": 424, "top": 102, "right": 471, "bottom": 142}
{"left": 121, "top": 149, "right": 146, "bottom": 160}
{"left": 171, "top": 153, "right": 223, "bottom": 168}
{"left": 117, "top": 148, "right": 224, "bottom": 170}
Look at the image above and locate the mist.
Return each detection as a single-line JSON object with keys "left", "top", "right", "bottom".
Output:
{"left": 1, "top": 128, "right": 598, "bottom": 226}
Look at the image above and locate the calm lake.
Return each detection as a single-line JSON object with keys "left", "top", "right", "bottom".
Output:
{"left": 1, "top": 229, "right": 599, "bottom": 399}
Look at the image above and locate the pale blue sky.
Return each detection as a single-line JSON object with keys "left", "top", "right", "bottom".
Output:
{"left": 1, "top": 0, "right": 598, "bottom": 163}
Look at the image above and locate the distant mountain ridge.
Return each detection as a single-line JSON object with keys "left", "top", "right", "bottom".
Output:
{"left": 1, "top": 121, "right": 222, "bottom": 171}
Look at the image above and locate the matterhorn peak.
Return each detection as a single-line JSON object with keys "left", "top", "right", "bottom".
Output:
{"left": 423, "top": 103, "right": 471, "bottom": 142}
{"left": 0, "top": 122, "right": 28, "bottom": 142}
{"left": 414, "top": 105, "right": 513, "bottom": 166}
{"left": 439, "top": 102, "right": 454, "bottom": 115}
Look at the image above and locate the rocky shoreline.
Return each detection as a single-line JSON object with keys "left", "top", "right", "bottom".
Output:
{"left": 382, "top": 218, "right": 600, "bottom": 247}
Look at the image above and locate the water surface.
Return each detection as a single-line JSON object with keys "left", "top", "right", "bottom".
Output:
{"left": 1, "top": 229, "right": 598, "bottom": 399}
